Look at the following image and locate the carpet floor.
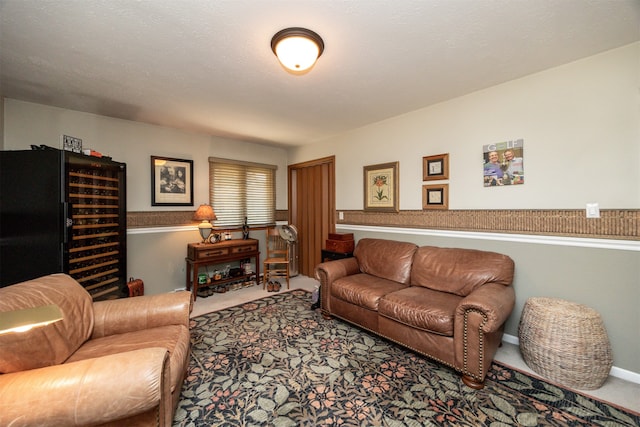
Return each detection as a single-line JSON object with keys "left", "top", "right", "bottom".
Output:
{"left": 173, "top": 290, "right": 640, "bottom": 427}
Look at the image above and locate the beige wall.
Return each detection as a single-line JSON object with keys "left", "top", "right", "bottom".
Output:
{"left": 2, "top": 43, "right": 639, "bottom": 377}
{"left": 289, "top": 43, "right": 640, "bottom": 377}
{"left": 290, "top": 43, "right": 640, "bottom": 210}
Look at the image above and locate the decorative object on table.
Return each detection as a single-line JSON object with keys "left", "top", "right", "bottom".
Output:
{"left": 422, "top": 184, "right": 449, "bottom": 210}
{"left": 518, "top": 297, "right": 612, "bottom": 390}
{"left": 242, "top": 216, "right": 250, "bottom": 239}
{"left": 126, "top": 277, "right": 144, "bottom": 297}
{"left": 422, "top": 153, "right": 449, "bottom": 181}
{"left": 363, "top": 161, "right": 399, "bottom": 212}
{"left": 151, "top": 155, "right": 194, "bottom": 206}
{"left": 193, "top": 204, "right": 217, "bottom": 243}
{"left": 483, "top": 139, "right": 525, "bottom": 187}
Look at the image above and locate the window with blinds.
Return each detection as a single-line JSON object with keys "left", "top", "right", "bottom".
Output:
{"left": 208, "top": 158, "right": 276, "bottom": 227}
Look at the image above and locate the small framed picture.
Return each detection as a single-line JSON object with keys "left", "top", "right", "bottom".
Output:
{"left": 151, "top": 156, "right": 194, "bottom": 206}
{"left": 363, "top": 161, "right": 399, "bottom": 212}
{"left": 62, "top": 135, "right": 83, "bottom": 153}
{"left": 422, "top": 184, "right": 448, "bottom": 210}
{"left": 423, "top": 153, "right": 449, "bottom": 181}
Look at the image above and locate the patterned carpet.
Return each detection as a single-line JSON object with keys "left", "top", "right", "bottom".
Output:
{"left": 173, "top": 290, "right": 639, "bottom": 427}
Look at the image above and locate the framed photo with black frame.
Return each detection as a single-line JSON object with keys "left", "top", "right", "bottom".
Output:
{"left": 422, "top": 184, "right": 448, "bottom": 210}
{"left": 151, "top": 156, "right": 194, "bottom": 206}
{"left": 423, "top": 153, "right": 449, "bottom": 181}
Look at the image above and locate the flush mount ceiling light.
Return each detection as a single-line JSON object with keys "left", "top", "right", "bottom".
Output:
{"left": 271, "top": 27, "right": 324, "bottom": 74}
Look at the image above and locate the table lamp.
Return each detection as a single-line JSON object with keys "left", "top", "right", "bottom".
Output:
{"left": 193, "top": 204, "right": 217, "bottom": 244}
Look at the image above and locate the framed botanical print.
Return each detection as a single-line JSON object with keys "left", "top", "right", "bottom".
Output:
{"left": 422, "top": 184, "right": 448, "bottom": 210}
{"left": 363, "top": 161, "right": 399, "bottom": 212}
{"left": 151, "top": 156, "right": 194, "bottom": 206}
{"left": 423, "top": 153, "right": 449, "bottom": 181}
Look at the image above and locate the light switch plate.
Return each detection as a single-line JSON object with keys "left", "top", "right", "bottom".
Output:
{"left": 586, "top": 203, "right": 600, "bottom": 218}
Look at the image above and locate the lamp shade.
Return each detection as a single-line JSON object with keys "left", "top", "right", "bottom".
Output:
{"left": 193, "top": 204, "right": 217, "bottom": 221}
{"left": 271, "top": 27, "right": 324, "bottom": 74}
{"left": 0, "top": 304, "right": 63, "bottom": 335}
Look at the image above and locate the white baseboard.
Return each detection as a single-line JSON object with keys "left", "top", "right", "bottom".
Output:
{"left": 502, "top": 333, "right": 640, "bottom": 385}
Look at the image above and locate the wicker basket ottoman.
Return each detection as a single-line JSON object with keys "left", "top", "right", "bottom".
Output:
{"left": 518, "top": 297, "right": 612, "bottom": 390}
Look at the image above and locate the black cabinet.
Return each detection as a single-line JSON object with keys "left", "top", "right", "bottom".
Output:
{"left": 0, "top": 148, "right": 127, "bottom": 300}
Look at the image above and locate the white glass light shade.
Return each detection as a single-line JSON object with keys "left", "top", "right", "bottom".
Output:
{"left": 271, "top": 28, "right": 324, "bottom": 74}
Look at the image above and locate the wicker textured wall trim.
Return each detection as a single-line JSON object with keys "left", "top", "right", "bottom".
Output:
{"left": 127, "top": 211, "right": 195, "bottom": 228}
{"left": 338, "top": 209, "right": 639, "bottom": 240}
{"left": 127, "top": 209, "right": 638, "bottom": 240}
{"left": 127, "top": 210, "right": 291, "bottom": 228}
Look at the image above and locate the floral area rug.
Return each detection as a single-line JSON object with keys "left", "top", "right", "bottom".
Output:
{"left": 173, "top": 290, "right": 639, "bottom": 427}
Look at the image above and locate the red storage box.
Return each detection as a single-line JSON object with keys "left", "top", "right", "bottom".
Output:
{"left": 325, "top": 232, "right": 355, "bottom": 253}
{"left": 328, "top": 233, "right": 354, "bottom": 241}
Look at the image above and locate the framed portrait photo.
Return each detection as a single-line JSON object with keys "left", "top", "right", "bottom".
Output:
{"left": 363, "top": 161, "right": 399, "bottom": 212}
{"left": 151, "top": 156, "right": 194, "bottom": 206}
{"left": 423, "top": 153, "right": 449, "bottom": 181}
{"left": 422, "top": 184, "right": 448, "bottom": 210}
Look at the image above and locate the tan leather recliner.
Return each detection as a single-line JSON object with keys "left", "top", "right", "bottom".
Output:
{"left": 0, "top": 273, "right": 192, "bottom": 426}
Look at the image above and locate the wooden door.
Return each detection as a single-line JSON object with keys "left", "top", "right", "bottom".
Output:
{"left": 288, "top": 156, "right": 335, "bottom": 277}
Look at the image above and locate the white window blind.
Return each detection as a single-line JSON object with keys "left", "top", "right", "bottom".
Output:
{"left": 208, "top": 158, "right": 276, "bottom": 227}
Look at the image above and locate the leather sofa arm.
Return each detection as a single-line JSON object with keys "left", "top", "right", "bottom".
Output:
{"left": 0, "top": 347, "right": 171, "bottom": 427}
{"left": 315, "top": 257, "right": 360, "bottom": 314}
{"left": 455, "top": 283, "right": 515, "bottom": 333}
{"left": 92, "top": 291, "right": 192, "bottom": 339}
{"left": 315, "top": 257, "right": 360, "bottom": 283}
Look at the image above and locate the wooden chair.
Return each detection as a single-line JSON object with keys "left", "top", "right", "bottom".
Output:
{"left": 263, "top": 226, "right": 290, "bottom": 290}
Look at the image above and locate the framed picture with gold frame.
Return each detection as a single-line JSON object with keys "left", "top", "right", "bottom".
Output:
{"left": 363, "top": 161, "right": 399, "bottom": 212}
{"left": 422, "top": 184, "right": 448, "bottom": 210}
{"left": 423, "top": 153, "right": 449, "bottom": 181}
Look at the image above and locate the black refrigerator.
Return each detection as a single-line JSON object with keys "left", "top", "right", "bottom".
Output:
{"left": 0, "top": 148, "right": 127, "bottom": 300}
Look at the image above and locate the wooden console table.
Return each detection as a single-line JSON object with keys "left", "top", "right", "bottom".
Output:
{"left": 185, "top": 239, "right": 260, "bottom": 300}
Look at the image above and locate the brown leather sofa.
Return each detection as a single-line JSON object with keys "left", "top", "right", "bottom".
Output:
{"left": 315, "top": 238, "right": 515, "bottom": 389}
{"left": 0, "top": 273, "right": 192, "bottom": 426}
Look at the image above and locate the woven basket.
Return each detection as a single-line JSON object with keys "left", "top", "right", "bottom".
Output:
{"left": 518, "top": 297, "right": 612, "bottom": 390}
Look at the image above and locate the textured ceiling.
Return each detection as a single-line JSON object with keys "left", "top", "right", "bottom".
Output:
{"left": 1, "top": 0, "right": 639, "bottom": 147}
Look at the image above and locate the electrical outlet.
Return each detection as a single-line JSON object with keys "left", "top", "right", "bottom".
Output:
{"left": 339, "top": 211, "right": 344, "bottom": 220}
{"left": 586, "top": 203, "right": 600, "bottom": 218}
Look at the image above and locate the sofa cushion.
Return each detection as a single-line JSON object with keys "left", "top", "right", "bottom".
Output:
{"left": 378, "top": 287, "right": 461, "bottom": 337}
{"left": 332, "top": 273, "right": 408, "bottom": 311}
{"left": 410, "top": 246, "right": 514, "bottom": 296}
{"left": 353, "top": 238, "right": 418, "bottom": 284}
{"left": 0, "top": 274, "right": 94, "bottom": 373}
{"left": 65, "top": 324, "right": 190, "bottom": 393}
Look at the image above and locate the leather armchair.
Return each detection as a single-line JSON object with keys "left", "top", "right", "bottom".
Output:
{"left": 0, "top": 274, "right": 192, "bottom": 426}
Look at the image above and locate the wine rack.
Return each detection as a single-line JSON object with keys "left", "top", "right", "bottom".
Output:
{"left": 67, "top": 164, "right": 126, "bottom": 300}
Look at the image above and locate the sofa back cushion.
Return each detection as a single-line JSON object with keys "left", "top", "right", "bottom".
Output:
{"left": 0, "top": 274, "right": 94, "bottom": 373}
{"left": 411, "top": 246, "right": 514, "bottom": 296}
{"left": 353, "top": 238, "right": 418, "bottom": 284}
